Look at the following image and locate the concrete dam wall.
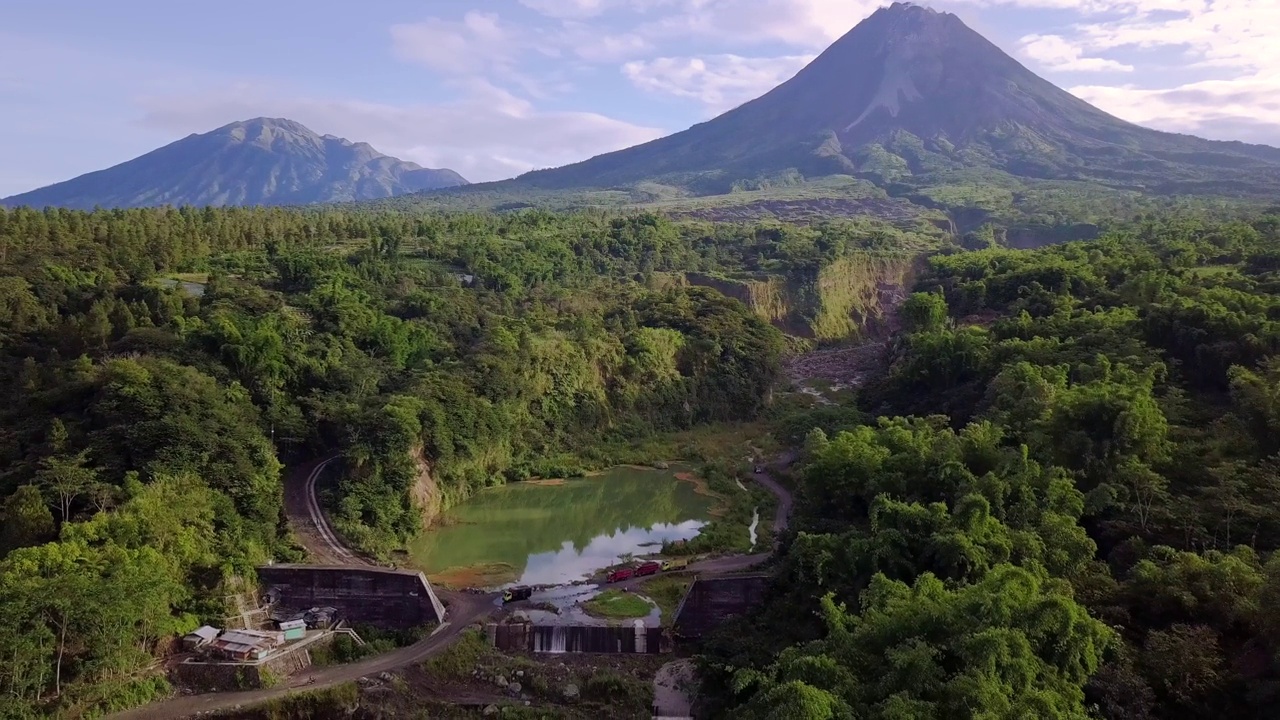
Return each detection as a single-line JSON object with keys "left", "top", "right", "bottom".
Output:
{"left": 488, "top": 621, "right": 668, "bottom": 654}
{"left": 256, "top": 564, "right": 446, "bottom": 630}
{"left": 672, "top": 575, "right": 770, "bottom": 640}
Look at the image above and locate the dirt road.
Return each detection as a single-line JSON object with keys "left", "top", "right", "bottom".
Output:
{"left": 754, "top": 460, "right": 794, "bottom": 539}
{"left": 282, "top": 454, "right": 361, "bottom": 566}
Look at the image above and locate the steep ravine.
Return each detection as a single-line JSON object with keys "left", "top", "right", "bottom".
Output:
{"left": 683, "top": 252, "right": 920, "bottom": 341}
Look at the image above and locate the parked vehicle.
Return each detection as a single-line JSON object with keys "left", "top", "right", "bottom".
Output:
{"left": 636, "top": 561, "right": 662, "bottom": 577}
{"left": 503, "top": 586, "right": 533, "bottom": 603}
{"left": 606, "top": 567, "right": 634, "bottom": 583}
{"left": 661, "top": 557, "right": 689, "bottom": 572}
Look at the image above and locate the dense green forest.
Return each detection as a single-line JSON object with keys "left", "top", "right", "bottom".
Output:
{"left": 701, "top": 214, "right": 1280, "bottom": 719}
{"left": 5, "top": 203, "right": 1280, "bottom": 719}
{"left": 0, "top": 205, "right": 897, "bottom": 717}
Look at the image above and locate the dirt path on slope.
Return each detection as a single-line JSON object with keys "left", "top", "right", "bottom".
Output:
{"left": 282, "top": 454, "right": 365, "bottom": 566}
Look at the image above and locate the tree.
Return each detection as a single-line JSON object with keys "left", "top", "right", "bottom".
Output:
{"left": 36, "top": 450, "right": 97, "bottom": 523}
{"left": 0, "top": 486, "right": 56, "bottom": 554}
{"left": 902, "top": 291, "right": 949, "bottom": 333}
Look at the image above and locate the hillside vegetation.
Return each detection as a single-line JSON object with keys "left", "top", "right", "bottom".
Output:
{"left": 0, "top": 205, "right": 930, "bottom": 718}
{"left": 701, "top": 214, "right": 1280, "bottom": 719}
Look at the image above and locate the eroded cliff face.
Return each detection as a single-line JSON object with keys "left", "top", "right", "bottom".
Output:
{"left": 409, "top": 445, "right": 442, "bottom": 529}
{"left": 684, "top": 252, "right": 919, "bottom": 341}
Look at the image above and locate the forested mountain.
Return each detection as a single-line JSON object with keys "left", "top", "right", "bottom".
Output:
{"left": 443, "top": 2, "right": 1280, "bottom": 202}
{"left": 3, "top": 200, "right": 1280, "bottom": 717}
{"left": 0, "top": 204, "right": 889, "bottom": 717}
{"left": 0, "top": 118, "right": 468, "bottom": 210}
{"left": 702, "top": 214, "right": 1280, "bottom": 719}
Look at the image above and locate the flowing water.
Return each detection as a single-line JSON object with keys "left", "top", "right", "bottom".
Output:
{"left": 408, "top": 466, "right": 714, "bottom": 587}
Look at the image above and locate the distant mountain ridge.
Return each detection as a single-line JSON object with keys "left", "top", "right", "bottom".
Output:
{"left": 2, "top": 118, "right": 468, "bottom": 210}
{"left": 483, "top": 2, "right": 1280, "bottom": 199}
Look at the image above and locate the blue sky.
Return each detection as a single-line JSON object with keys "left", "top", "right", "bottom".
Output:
{"left": 2, "top": 0, "right": 1277, "bottom": 196}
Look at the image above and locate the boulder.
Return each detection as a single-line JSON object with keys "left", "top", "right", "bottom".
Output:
{"left": 563, "top": 683, "right": 580, "bottom": 700}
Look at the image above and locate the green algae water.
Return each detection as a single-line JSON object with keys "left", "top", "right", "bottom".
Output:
{"left": 408, "top": 466, "right": 714, "bottom": 587}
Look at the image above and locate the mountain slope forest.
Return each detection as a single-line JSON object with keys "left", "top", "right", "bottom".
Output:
{"left": 0, "top": 204, "right": 942, "bottom": 717}
{"left": 702, "top": 213, "right": 1280, "bottom": 719}
{"left": 3, "top": 204, "right": 1280, "bottom": 718}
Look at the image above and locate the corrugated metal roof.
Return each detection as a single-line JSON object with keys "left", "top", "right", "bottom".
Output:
{"left": 214, "top": 630, "right": 281, "bottom": 649}
{"left": 186, "top": 626, "right": 220, "bottom": 641}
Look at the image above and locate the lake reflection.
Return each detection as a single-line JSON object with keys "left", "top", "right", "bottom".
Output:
{"left": 408, "top": 466, "right": 712, "bottom": 586}
{"left": 520, "top": 520, "right": 705, "bottom": 585}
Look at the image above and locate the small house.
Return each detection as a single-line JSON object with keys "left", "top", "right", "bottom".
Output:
{"left": 209, "top": 629, "right": 284, "bottom": 661}
{"left": 182, "top": 625, "right": 220, "bottom": 650}
{"left": 279, "top": 619, "right": 306, "bottom": 641}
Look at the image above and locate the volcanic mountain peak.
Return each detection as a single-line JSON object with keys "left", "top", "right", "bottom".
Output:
{"left": 2, "top": 118, "right": 468, "bottom": 210}
{"left": 494, "top": 1, "right": 1280, "bottom": 199}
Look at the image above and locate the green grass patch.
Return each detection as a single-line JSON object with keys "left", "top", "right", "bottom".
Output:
{"left": 422, "top": 628, "right": 489, "bottom": 678}
{"left": 242, "top": 683, "right": 360, "bottom": 719}
{"left": 582, "top": 590, "right": 655, "bottom": 619}
{"left": 310, "top": 624, "right": 427, "bottom": 667}
{"left": 638, "top": 575, "right": 692, "bottom": 624}
{"left": 664, "top": 459, "right": 777, "bottom": 555}
{"left": 1189, "top": 263, "right": 1239, "bottom": 278}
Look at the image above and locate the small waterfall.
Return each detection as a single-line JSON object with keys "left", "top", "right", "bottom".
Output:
{"left": 533, "top": 625, "right": 568, "bottom": 653}
{"left": 747, "top": 507, "right": 759, "bottom": 550}
{"left": 634, "top": 620, "right": 647, "bottom": 654}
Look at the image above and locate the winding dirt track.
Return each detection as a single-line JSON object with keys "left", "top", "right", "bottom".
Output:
{"left": 109, "top": 453, "right": 796, "bottom": 719}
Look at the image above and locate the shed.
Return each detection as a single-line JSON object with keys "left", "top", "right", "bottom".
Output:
{"left": 182, "top": 625, "right": 220, "bottom": 650}
{"left": 279, "top": 619, "right": 306, "bottom": 640}
{"left": 209, "top": 629, "right": 284, "bottom": 661}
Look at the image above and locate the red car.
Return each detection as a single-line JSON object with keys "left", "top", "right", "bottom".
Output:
{"left": 606, "top": 567, "right": 634, "bottom": 583}
{"left": 635, "top": 561, "right": 661, "bottom": 577}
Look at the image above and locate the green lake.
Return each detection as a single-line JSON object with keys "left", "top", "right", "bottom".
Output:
{"left": 407, "top": 466, "right": 714, "bottom": 587}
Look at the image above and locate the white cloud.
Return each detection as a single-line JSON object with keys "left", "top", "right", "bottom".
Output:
{"left": 518, "top": 0, "right": 608, "bottom": 18}
{"left": 635, "top": 0, "right": 882, "bottom": 48}
{"left": 135, "top": 82, "right": 664, "bottom": 183}
{"left": 390, "top": 13, "right": 514, "bottom": 77}
{"left": 1071, "top": 74, "right": 1280, "bottom": 142}
{"left": 623, "top": 54, "right": 813, "bottom": 113}
{"left": 953, "top": 0, "right": 1280, "bottom": 146}
{"left": 1019, "top": 34, "right": 1133, "bottom": 72}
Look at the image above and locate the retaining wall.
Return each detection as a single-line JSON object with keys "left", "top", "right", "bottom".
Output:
{"left": 672, "top": 575, "right": 770, "bottom": 640}
{"left": 175, "top": 633, "right": 333, "bottom": 692}
{"left": 256, "top": 564, "right": 446, "bottom": 630}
